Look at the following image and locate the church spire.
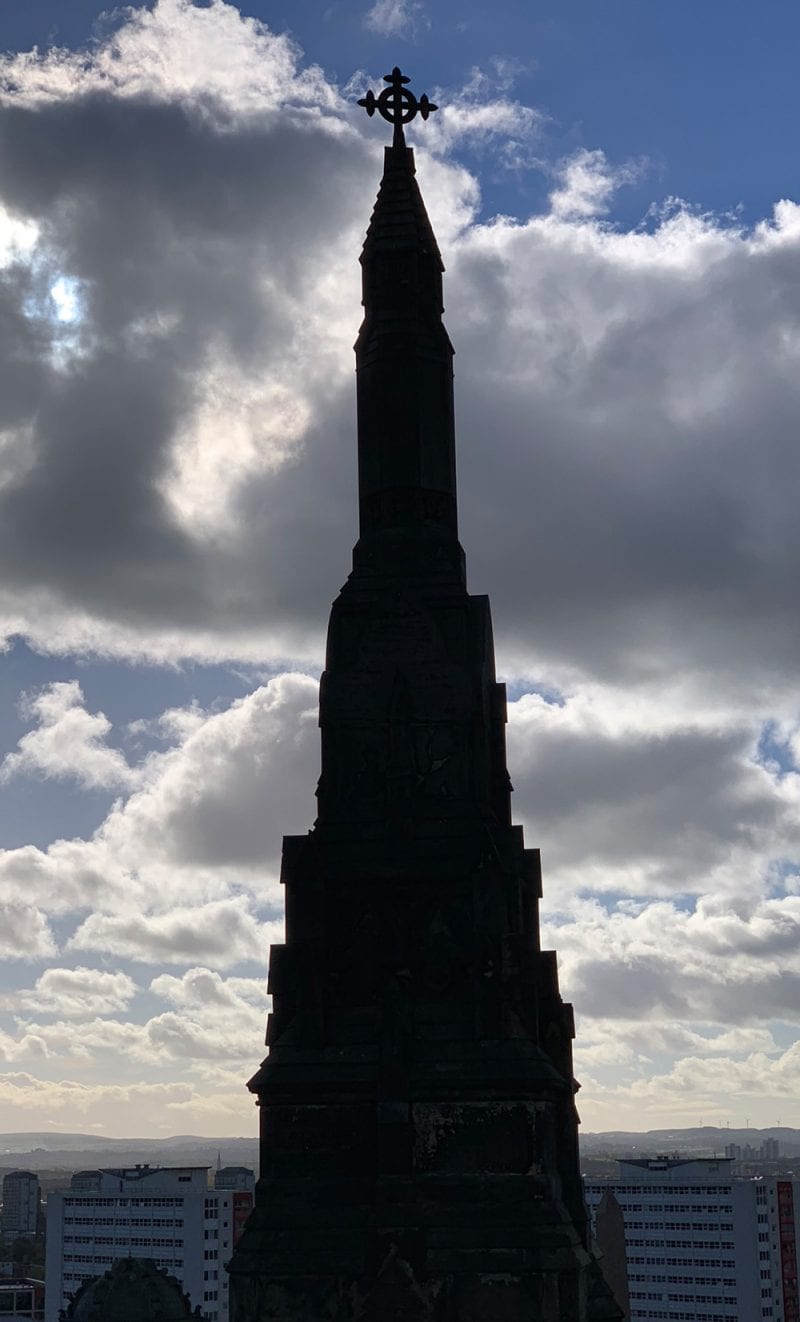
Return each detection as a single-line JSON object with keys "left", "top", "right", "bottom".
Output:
{"left": 229, "top": 70, "right": 625, "bottom": 1322}
{"left": 355, "top": 70, "right": 458, "bottom": 551}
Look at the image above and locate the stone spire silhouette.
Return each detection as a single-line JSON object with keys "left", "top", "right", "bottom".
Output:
{"left": 228, "top": 69, "right": 623, "bottom": 1322}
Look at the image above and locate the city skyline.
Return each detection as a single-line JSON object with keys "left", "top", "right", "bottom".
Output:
{"left": 0, "top": 0, "right": 799, "bottom": 1136}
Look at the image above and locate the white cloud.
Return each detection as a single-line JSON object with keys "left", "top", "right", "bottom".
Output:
{"left": 69, "top": 897, "right": 278, "bottom": 968}
{"left": 543, "top": 893, "right": 800, "bottom": 1026}
{"left": 0, "top": 902, "right": 55, "bottom": 959}
{"left": 1, "top": 968, "right": 266, "bottom": 1074}
{"left": 581, "top": 1040, "right": 800, "bottom": 1131}
{"left": 0, "top": 1071, "right": 252, "bottom": 1135}
{"left": 0, "top": 672, "right": 319, "bottom": 918}
{"left": 7, "top": 966, "right": 138, "bottom": 1017}
{"left": 363, "top": 0, "right": 427, "bottom": 38}
{"left": 506, "top": 685, "right": 800, "bottom": 900}
{"left": 1, "top": 680, "right": 135, "bottom": 790}
{"left": 423, "top": 64, "right": 544, "bottom": 166}
{"left": 0, "top": 0, "right": 336, "bottom": 117}
{"left": 0, "top": 839, "right": 127, "bottom": 916}
{"left": 548, "top": 147, "right": 640, "bottom": 219}
{"left": 150, "top": 966, "right": 265, "bottom": 1009}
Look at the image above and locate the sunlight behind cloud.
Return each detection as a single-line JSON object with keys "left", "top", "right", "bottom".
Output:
{"left": 0, "top": 205, "right": 38, "bottom": 267}
{"left": 163, "top": 365, "right": 311, "bottom": 535}
{"left": 49, "top": 275, "right": 82, "bottom": 323}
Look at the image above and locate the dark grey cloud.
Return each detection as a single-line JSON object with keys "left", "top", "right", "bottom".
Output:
{"left": 0, "top": 9, "right": 796, "bottom": 698}
{"left": 507, "top": 700, "right": 793, "bottom": 893}
{"left": 448, "top": 219, "right": 800, "bottom": 688}
{"left": 0, "top": 81, "right": 373, "bottom": 645}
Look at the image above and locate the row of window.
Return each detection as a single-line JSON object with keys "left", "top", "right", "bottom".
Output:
{"left": 602, "top": 1185, "right": 732, "bottom": 1196}
{"left": 672, "top": 1295, "right": 736, "bottom": 1305}
{"left": 628, "top": 1239, "right": 735, "bottom": 1250}
{"left": 64, "top": 1234, "right": 184, "bottom": 1248}
{"left": 630, "top": 1275, "right": 735, "bottom": 1287}
{"left": 63, "top": 1216, "right": 184, "bottom": 1227}
{"left": 629, "top": 1258, "right": 735, "bottom": 1269}
{"left": 65, "top": 1196, "right": 185, "bottom": 1208}
{"left": 622, "top": 1204, "right": 733, "bottom": 1215}
{"left": 62, "top": 1254, "right": 184, "bottom": 1268}
{"left": 632, "top": 1311, "right": 736, "bottom": 1320}
{"left": 627, "top": 1222, "right": 734, "bottom": 1232}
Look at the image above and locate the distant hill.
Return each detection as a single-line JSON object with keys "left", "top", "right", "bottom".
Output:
{"left": 2, "top": 1126, "right": 799, "bottom": 1175}
{"left": 0, "top": 1132, "right": 258, "bottom": 1172}
{"left": 580, "top": 1125, "right": 800, "bottom": 1156}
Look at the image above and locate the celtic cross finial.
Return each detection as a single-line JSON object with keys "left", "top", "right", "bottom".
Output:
{"left": 358, "top": 67, "right": 438, "bottom": 149}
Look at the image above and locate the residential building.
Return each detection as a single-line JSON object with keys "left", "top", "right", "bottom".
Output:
{"left": 44, "top": 1166, "right": 240, "bottom": 1322}
{"left": 61, "top": 1257, "right": 193, "bottom": 1321}
{"left": 585, "top": 1155, "right": 800, "bottom": 1321}
{"left": 213, "top": 1168, "right": 254, "bottom": 1194}
{"left": 212, "top": 1171, "right": 254, "bottom": 1252}
{"left": 1, "top": 1174, "right": 40, "bottom": 1239}
{"left": 0, "top": 1279, "right": 44, "bottom": 1321}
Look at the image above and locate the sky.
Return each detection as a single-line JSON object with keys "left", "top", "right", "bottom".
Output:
{"left": 0, "top": 0, "right": 799, "bottom": 1140}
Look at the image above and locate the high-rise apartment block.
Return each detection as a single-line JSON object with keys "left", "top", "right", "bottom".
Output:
{"left": 45, "top": 1166, "right": 253, "bottom": 1322}
{"left": 725, "top": 1138, "right": 781, "bottom": 1164}
{"left": 1, "top": 1172, "right": 40, "bottom": 1239}
{"left": 585, "top": 1156, "right": 800, "bottom": 1322}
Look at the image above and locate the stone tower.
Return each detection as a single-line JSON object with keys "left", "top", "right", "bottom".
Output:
{"left": 229, "top": 69, "right": 623, "bottom": 1322}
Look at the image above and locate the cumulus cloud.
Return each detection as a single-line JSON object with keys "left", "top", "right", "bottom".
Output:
{"left": 0, "top": 0, "right": 335, "bottom": 115}
{"left": 507, "top": 686, "right": 800, "bottom": 900}
{"left": 150, "top": 966, "right": 265, "bottom": 1009}
{"left": 107, "top": 673, "right": 318, "bottom": 876}
{"left": 14, "top": 1004, "right": 263, "bottom": 1066}
{"left": 449, "top": 196, "right": 800, "bottom": 701}
{"left": 424, "top": 63, "right": 544, "bottom": 166}
{"left": 0, "top": 1071, "right": 251, "bottom": 1135}
{"left": 580, "top": 1039, "right": 800, "bottom": 1131}
{"left": 0, "top": 838, "right": 127, "bottom": 915}
{"left": 7, "top": 966, "right": 138, "bottom": 1017}
{"left": 543, "top": 893, "right": 800, "bottom": 1025}
{"left": 69, "top": 897, "right": 278, "bottom": 968}
{"left": 548, "top": 147, "right": 640, "bottom": 219}
{"left": 1, "top": 969, "right": 266, "bottom": 1080}
{"left": 0, "top": 672, "right": 319, "bottom": 918}
{"left": 1, "top": 680, "right": 135, "bottom": 789}
{"left": 0, "top": 902, "right": 55, "bottom": 959}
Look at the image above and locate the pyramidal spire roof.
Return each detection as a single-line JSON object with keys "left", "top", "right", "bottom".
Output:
{"left": 361, "top": 144, "right": 443, "bottom": 266}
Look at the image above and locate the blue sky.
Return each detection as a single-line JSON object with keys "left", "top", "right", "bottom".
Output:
{"left": 0, "top": 0, "right": 799, "bottom": 1136}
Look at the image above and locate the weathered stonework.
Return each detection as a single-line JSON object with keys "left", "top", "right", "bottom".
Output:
{"left": 228, "top": 98, "right": 624, "bottom": 1322}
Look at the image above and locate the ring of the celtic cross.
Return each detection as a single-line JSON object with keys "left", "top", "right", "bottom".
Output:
{"left": 378, "top": 83, "right": 417, "bottom": 124}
